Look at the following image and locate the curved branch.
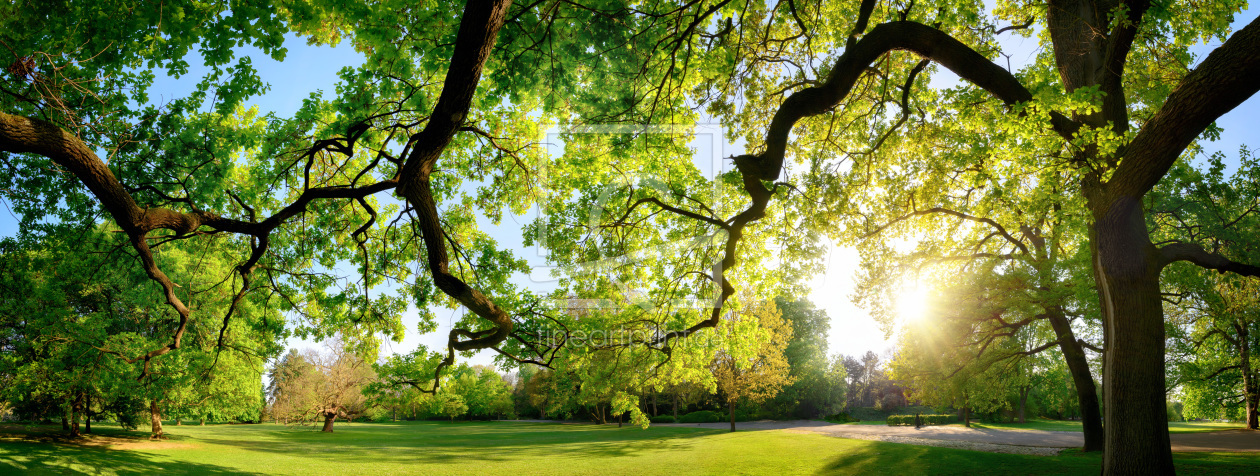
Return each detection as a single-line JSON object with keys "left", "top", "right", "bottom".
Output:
{"left": 1158, "top": 242, "right": 1260, "bottom": 277}
{"left": 1110, "top": 13, "right": 1260, "bottom": 198}
{"left": 743, "top": 20, "right": 1080, "bottom": 182}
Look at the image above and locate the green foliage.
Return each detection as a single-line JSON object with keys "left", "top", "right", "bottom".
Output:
{"left": 823, "top": 412, "right": 858, "bottom": 424}
{"left": 649, "top": 415, "right": 677, "bottom": 424}
{"left": 677, "top": 410, "right": 723, "bottom": 424}
{"left": 886, "top": 414, "right": 958, "bottom": 426}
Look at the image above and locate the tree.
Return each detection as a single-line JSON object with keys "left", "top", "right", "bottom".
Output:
{"left": 766, "top": 298, "right": 846, "bottom": 419}
{"left": 711, "top": 298, "right": 795, "bottom": 432}
{"left": 1168, "top": 275, "right": 1259, "bottom": 428}
{"left": 1154, "top": 150, "right": 1260, "bottom": 429}
{"left": 268, "top": 341, "right": 376, "bottom": 432}
{"left": 5, "top": 2, "right": 1260, "bottom": 473}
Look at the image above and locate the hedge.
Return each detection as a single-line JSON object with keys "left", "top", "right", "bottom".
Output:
{"left": 824, "top": 412, "right": 858, "bottom": 423}
{"left": 678, "top": 410, "right": 723, "bottom": 423}
{"left": 649, "top": 415, "right": 677, "bottom": 424}
{"left": 886, "top": 414, "right": 958, "bottom": 426}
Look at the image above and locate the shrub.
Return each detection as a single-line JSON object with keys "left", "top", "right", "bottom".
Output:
{"left": 886, "top": 414, "right": 958, "bottom": 426}
{"left": 824, "top": 412, "right": 858, "bottom": 423}
{"left": 649, "top": 415, "right": 677, "bottom": 424}
{"left": 678, "top": 410, "right": 722, "bottom": 423}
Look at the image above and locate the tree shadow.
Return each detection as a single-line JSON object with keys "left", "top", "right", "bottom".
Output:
{"left": 0, "top": 439, "right": 257, "bottom": 475}
{"left": 195, "top": 421, "right": 721, "bottom": 464}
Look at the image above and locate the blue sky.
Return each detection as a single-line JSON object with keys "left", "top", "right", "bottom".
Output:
{"left": 2, "top": 8, "right": 1257, "bottom": 368}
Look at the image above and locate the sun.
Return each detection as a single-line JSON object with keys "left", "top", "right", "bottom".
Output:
{"left": 894, "top": 281, "right": 931, "bottom": 327}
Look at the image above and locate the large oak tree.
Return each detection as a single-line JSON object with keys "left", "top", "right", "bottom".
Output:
{"left": 3, "top": 1, "right": 1260, "bottom": 474}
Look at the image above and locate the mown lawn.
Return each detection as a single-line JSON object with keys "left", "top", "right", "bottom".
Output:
{"left": 0, "top": 421, "right": 1254, "bottom": 475}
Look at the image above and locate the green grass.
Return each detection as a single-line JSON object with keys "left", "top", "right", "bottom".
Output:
{"left": 0, "top": 421, "right": 1255, "bottom": 475}
{"left": 968, "top": 419, "right": 1246, "bottom": 434}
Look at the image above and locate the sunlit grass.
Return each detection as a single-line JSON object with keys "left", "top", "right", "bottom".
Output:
{"left": 0, "top": 421, "right": 1254, "bottom": 475}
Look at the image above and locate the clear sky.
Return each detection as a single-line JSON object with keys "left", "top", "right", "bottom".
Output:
{"left": 2, "top": 7, "right": 1257, "bottom": 369}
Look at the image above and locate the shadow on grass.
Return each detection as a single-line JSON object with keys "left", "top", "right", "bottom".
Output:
{"left": 821, "top": 441, "right": 1101, "bottom": 476}
{"left": 196, "top": 421, "right": 721, "bottom": 465}
{"left": 0, "top": 439, "right": 257, "bottom": 475}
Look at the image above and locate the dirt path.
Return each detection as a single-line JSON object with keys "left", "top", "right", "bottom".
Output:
{"left": 657, "top": 420, "right": 1259, "bottom": 453}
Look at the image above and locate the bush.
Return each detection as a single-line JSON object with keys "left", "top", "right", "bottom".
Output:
{"left": 649, "top": 415, "right": 677, "bottom": 424}
{"left": 824, "top": 412, "right": 858, "bottom": 423}
{"left": 886, "top": 414, "right": 958, "bottom": 426}
{"left": 678, "top": 410, "right": 723, "bottom": 423}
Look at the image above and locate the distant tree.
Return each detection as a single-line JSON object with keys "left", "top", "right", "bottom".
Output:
{"left": 712, "top": 299, "right": 795, "bottom": 432}
{"left": 767, "top": 298, "right": 846, "bottom": 419}
{"left": 269, "top": 341, "right": 376, "bottom": 432}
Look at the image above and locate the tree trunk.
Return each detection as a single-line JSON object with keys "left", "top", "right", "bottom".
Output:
{"left": 201, "top": 418, "right": 206, "bottom": 426}
{"left": 1047, "top": 307, "right": 1105, "bottom": 451}
{"left": 963, "top": 406, "right": 970, "bottom": 428}
{"left": 322, "top": 413, "right": 336, "bottom": 432}
{"left": 653, "top": 392, "right": 658, "bottom": 417}
{"left": 617, "top": 412, "right": 622, "bottom": 428}
{"left": 1240, "top": 325, "right": 1258, "bottom": 430}
{"left": 176, "top": 418, "right": 182, "bottom": 426}
{"left": 61, "top": 415, "right": 69, "bottom": 431}
{"left": 1017, "top": 386, "right": 1029, "bottom": 424}
{"left": 673, "top": 392, "right": 680, "bottom": 421}
{"left": 729, "top": 402, "right": 736, "bottom": 432}
{"left": 69, "top": 394, "right": 81, "bottom": 438}
{"left": 1090, "top": 199, "right": 1174, "bottom": 475}
{"left": 149, "top": 400, "right": 164, "bottom": 440}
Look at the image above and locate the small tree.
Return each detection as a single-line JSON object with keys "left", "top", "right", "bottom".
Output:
{"left": 711, "top": 299, "right": 795, "bottom": 432}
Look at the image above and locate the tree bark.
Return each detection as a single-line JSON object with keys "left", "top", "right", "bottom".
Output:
{"left": 1046, "top": 307, "right": 1106, "bottom": 451}
{"left": 69, "top": 394, "right": 81, "bottom": 438}
{"left": 149, "top": 400, "right": 164, "bottom": 440}
{"left": 673, "top": 392, "right": 680, "bottom": 421}
{"left": 1017, "top": 386, "right": 1029, "bottom": 424}
{"left": 322, "top": 413, "right": 336, "bottom": 433}
{"left": 1090, "top": 197, "right": 1173, "bottom": 475}
{"left": 729, "top": 403, "right": 736, "bottom": 432}
{"left": 1240, "top": 324, "right": 1258, "bottom": 430}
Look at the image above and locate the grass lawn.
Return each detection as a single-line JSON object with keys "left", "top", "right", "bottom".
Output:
{"left": 1, "top": 421, "right": 1255, "bottom": 475}
{"left": 968, "top": 419, "right": 1246, "bottom": 434}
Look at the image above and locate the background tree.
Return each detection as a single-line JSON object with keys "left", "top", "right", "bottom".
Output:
{"left": 269, "top": 341, "right": 376, "bottom": 432}
{"left": 711, "top": 299, "right": 795, "bottom": 432}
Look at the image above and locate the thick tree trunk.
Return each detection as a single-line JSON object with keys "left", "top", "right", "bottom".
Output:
{"left": 1091, "top": 198, "right": 1174, "bottom": 475}
{"left": 176, "top": 418, "right": 182, "bottom": 426}
{"left": 150, "top": 400, "right": 164, "bottom": 440}
{"left": 963, "top": 406, "right": 970, "bottom": 428}
{"left": 1046, "top": 308, "right": 1105, "bottom": 451}
{"left": 729, "top": 403, "right": 736, "bottom": 432}
{"left": 322, "top": 413, "right": 336, "bottom": 432}
{"left": 61, "top": 415, "right": 69, "bottom": 431}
